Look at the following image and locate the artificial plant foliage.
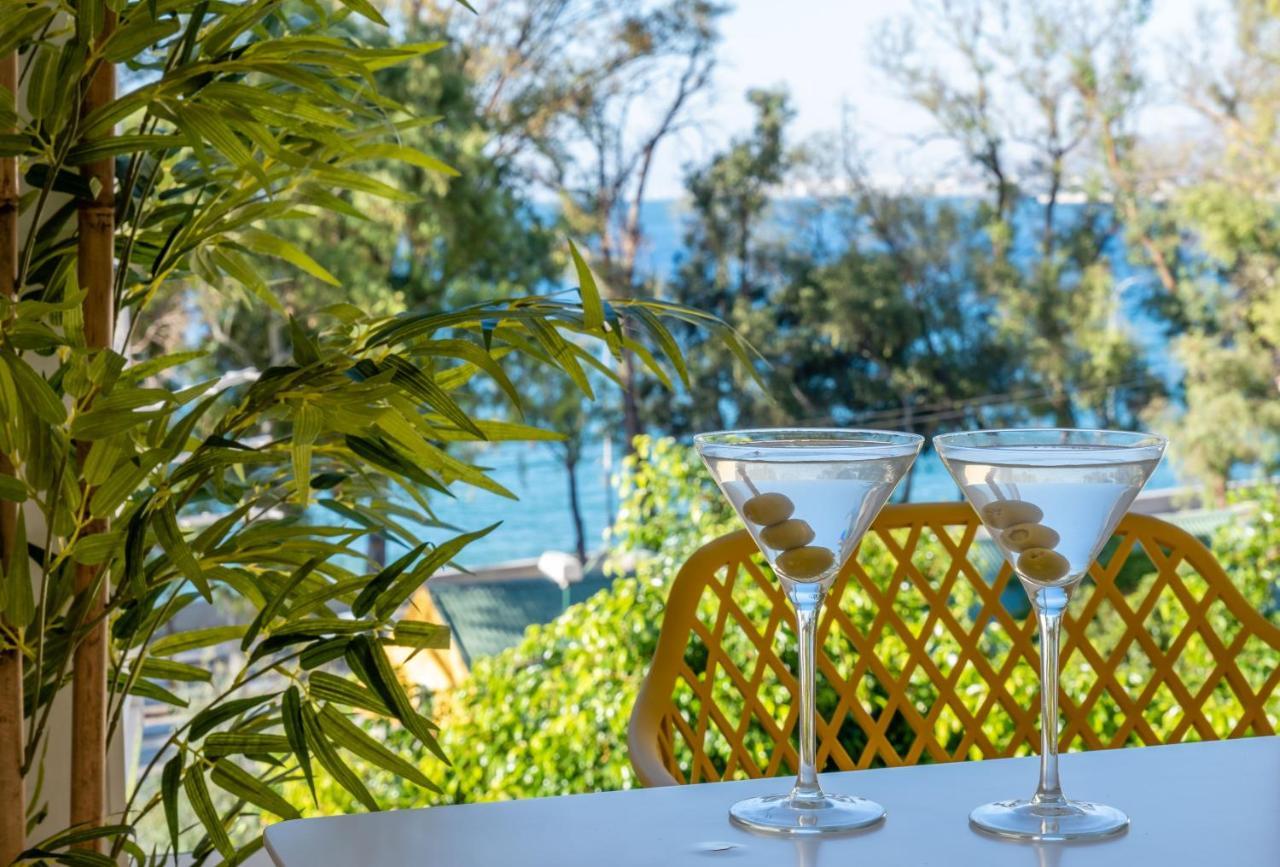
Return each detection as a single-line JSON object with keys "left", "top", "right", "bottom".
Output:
{"left": 0, "top": 1, "right": 756, "bottom": 863}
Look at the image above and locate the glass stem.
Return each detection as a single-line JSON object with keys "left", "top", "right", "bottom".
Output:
{"left": 790, "top": 590, "right": 825, "bottom": 802}
{"left": 1033, "top": 605, "right": 1065, "bottom": 805}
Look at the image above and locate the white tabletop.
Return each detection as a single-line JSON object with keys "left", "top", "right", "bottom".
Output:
{"left": 265, "top": 737, "right": 1279, "bottom": 867}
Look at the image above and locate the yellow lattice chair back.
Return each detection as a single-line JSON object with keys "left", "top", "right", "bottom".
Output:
{"left": 629, "top": 502, "right": 1280, "bottom": 787}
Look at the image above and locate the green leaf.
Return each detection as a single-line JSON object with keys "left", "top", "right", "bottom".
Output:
{"left": 184, "top": 764, "right": 234, "bottom": 860}
{"left": 569, "top": 240, "right": 605, "bottom": 332}
{"left": 71, "top": 407, "right": 166, "bottom": 440}
{"left": 389, "top": 621, "right": 450, "bottom": 650}
{"left": 210, "top": 759, "right": 301, "bottom": 820}
{"left": 350, "top": 542, "right": 427, "bottom": 618}
{"left": 353, "top": 143, "right": 457, "bottom": 176}
{"left": 283, "top": 686, "right": 315, "bottom": 804}
{"left": 301, "top": 703, "right": 378, "bottom": 811}
{"left": 68, "top": 532, "right": 120, "bottom": 566}
{"left": 34, "top": 823, "right": 134, "bottom": 853}
{"left": 383, "top": 355, "right": 485, "bottom": 439}
{"left": 66, "top": 133, "right": 187, "bottom": 166}
{"left": 241, "top": 556, "right": 323, "bottom": 650}
{"left": 189, "top": 692, "right": 277, "bottom": 741}
{"left": 162, "top": 754, "right": 182, "bottom": 857}
{"left": 317, "top": 704, "right": 440, "bottom": 793}
{"left": 204, "top": 733, "right": 291, "bottom": 758}
{"left": 154, "top": 501, "right": 210, "bottom": 601}
{"left": 139, "top": 657, "right": 214, "bottom": 683}
{"left": 0, "top": 474, "right": 26, "bottom": 503}
{"left": 307, "top": 671, "right": 389, "bottom": 716}
{"left": 335, "top": 0, "right": 388, "bottom": 25}
{"left": 103, "top": 17, "right": 181, "bottom": 62}
{"left": 375, "top": 523, "right": 500, "bottom": 619}
{"left": 5, "top": 355, "right": 66, "bottom": 424}
{"left": 346, "top": 636, "right": 446, "bottom": 764}
{"left": 151, "top": 625, "right": 245, "bottom": 656}
{"left": 292, "top": 402, "right": 321, "bottom": 506}
{"left": 3, "top": 510, "right": 34, "bottom": 627}
{"left": 238, "top": 228, "right": 340, "bottom": 285}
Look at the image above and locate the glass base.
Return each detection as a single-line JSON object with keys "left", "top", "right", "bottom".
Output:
{"left": 729, "top": 792, "right": 886, "bottom": 836}
{"left": 969, "top": 798, "right": 1129, "bottom": 842}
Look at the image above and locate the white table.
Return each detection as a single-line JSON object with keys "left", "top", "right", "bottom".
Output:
{"left": 265, "top": 737, "right": 1279, "bottom": 866}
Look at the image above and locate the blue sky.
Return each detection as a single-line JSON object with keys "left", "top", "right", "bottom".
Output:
{"left": 644, "top": 0, "right": 1210, "bottom": 198}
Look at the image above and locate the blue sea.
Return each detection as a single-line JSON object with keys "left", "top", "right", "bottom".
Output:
{"left": 428, "top": 199, "right": 1187, "bottom": 566}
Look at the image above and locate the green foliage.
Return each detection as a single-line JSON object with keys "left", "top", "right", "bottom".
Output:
{"left": 3, "top": 4, "right": 753, "bottom": 864}
{"left": 303, "top": 437, "right": 1279, "bottom": 810}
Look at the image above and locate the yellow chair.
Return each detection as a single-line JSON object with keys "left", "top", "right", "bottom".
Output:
{"left": 629, "top": 502, "right": 1280, "bottom": 787}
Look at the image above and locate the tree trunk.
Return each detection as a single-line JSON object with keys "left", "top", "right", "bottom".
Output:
{"left": 564, "top": 448, "right": 586, "bottom": 565}
{"left": 0, "top": 49, "right": 25, "bottom": 867}
{"left": 619, "top": 354, "right": 641, "bottom": 452}
{"left": 368, "top": 532, "right": 387, "bottom": 568}
{"left": 72, "top": 17, "right": 116, "bottom": 848}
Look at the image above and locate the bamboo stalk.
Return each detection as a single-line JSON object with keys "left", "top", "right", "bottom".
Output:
{"left": 0, "top": 48, "right": 25, "bottom": 867}
{"left": 71, "top": 13, "right": 117, "bottom": 849}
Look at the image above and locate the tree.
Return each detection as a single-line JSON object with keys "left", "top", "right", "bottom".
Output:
{"left": 874, "top": 0, "right": 1160, "bottom": 429}
{"left": 1105, "top": 0, "right": 1280, "bottom": 496}
{"left": 651, "top": 88, "right": 1020, "bottom": 475}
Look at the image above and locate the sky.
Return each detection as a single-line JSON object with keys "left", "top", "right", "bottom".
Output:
{"left": 644, "top": 0, "right": 1212, "bottom": 198}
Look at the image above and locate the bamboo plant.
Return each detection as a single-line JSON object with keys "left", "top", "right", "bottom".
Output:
{"left": 0, "top": 1, "right": 754, "bottom": 864}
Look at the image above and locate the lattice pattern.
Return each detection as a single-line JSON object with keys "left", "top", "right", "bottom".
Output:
{"left": 629, "top": 503, "right": 1280, "bottom": 787}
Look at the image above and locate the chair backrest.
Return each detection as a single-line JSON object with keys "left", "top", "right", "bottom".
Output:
{"left": 629, "top": 502, "right": 1280, "bottom": 787}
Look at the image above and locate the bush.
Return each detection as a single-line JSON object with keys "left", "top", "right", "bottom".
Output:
{"left": 297, "top": 440, "right": 1279, "bottom": 812}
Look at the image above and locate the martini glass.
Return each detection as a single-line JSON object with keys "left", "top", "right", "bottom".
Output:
{"left": 934, "top": 428, "right": 1167, "bottom": 842}
{"left": 695, "top": 428, "right": 923, "bottom": 836}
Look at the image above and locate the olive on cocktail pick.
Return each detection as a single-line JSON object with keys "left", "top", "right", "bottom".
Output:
{"left": 1017, "top": 548, "right": 1070, "bottom": 582}
{"left": 776, "top": 546, "right": 836, "bottom": 581}
{"left": 759, "top": 518, "right": 816, "bottom": 551}
{"left": 979, "top": 500, "right": 1044, "bottom": 529}
{"left": 741, "top": 492, "right": 795, "bottom": 526}
{"left": 1002, "top": 522, "right": 1061, "bottom": 552}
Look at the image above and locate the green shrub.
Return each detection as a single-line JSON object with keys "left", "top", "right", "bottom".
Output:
{"left": 296, "top": 439, "right": 1279, "bottom": 812}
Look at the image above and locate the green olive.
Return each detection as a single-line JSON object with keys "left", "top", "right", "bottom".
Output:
{"left": 980, "top": 500, "right": 1044, "bottom": 529}
{"left": 741, "top": 492, "right": 795, "bottom": 526}
{"left": 1017, "top": 548, "right": 1071, "bottom": 582}
{"left": 1002, "top": 522, "right": 1060, "bottom": 552}
{"left": 775, "top": 546, "right": 836, "bottom": 581}
{"left": 759, "top": 519, "right": 816, "bottom": 551}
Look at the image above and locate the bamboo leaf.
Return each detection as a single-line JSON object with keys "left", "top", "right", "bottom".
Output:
{"left": 3, "top": 510, "right": 34, "bottom": 627}
{"left": 569, "top": 240, "right": 604, "bottom": 332}
{"left": 139, "top": 657, "right": 214, "bottom": 683}
{"left": 162, "top": 751, "right": 183, "bottom": 855}
{"left": 389, "top": 621, "right": 450, "bottom": 650}
{"left": 241, "top": 556, "right": 323, "bottom": 650}
{"left": 5, "top": 354, "right": 66, "bottom": 424}
{"left": 351, "top": 542, "right": 427, "bottom": 618}
{"left": 346, "top": 636, "right": 446, "bottom": 763}
{"left": 154, "top": 501, "right": 210, "bottom": 601}
{"left": 204, "top": 733, "right": 291, "bottom": 758}
{"left": 282, "top": 686, "right": 315, "bottom": 803}
{"left": 300, "top": 703, "right": 378, "bottom": 811}
{"left": 189, "top": 692, "right": 277, "bottom": 741}
{"left": 307, "top": 671, "right": 389, "bottom": 716}
{"left": 184, "top": 765, "right": 234, "bottom": 860}
{"left": 0, "top": 475, "right": 26, "bottom": 502}
{"left": 151, "top": 625, "right": 245, "bottom": 656}
{"left": 237, "top": 228, "right": 340, "bottom": 286}
{"left": 210, "top": 759, "right": 301, "bottom": 820}
{"left": 66, "top": 133, "right": 187, "bottom": 165}
{"left": 317, "top": 704, "right": 439, "bottom": 792}
{"left": 376, "top": 522, "right": 500, "bottom": 619}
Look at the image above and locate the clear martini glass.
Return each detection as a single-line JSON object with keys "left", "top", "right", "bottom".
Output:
{"left": 695, "top": 428, "right": 923, "bottom": 836}
{"left": 934, "top": 428, "right": 1167, "bottom": 842}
